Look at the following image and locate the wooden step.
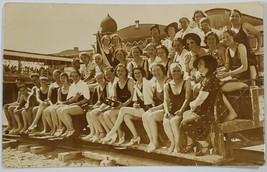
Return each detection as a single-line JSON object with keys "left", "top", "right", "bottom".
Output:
{"left": 58, "top": 151, "right": 82, "bottom": 162}
{"left": 233, "top": 144, "right": 265, "bottom": 165}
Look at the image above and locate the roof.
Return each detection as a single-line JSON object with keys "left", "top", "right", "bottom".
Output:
{"left": 3, "top": 49, "right": 73, "bottom": 62}
{"left": 115, "top": 24, "right": 167, "bottom": 43}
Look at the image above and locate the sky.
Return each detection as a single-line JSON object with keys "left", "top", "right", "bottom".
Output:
{"left": 2, "top": 0, "right": 264, "bottom": 54}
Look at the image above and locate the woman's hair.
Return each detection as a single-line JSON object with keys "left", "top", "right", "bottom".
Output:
{"left": 53, "top": 69, "right": 61, "bottom": 75}
{"left": 144, "top": 43, "right": 157, "bottom": 51}
{"left": 60, "top": 72, "right": 69, "bottom": 81}
{"left": 111, "top": 34, "right": 122, "bottom": 42}
{"left": 156, "top": 45, "right": 169, "bottom": 56}
{"left": 204, "top": 31, "right": 220, "bottom": 45}
{"left": 70, "top": 69, "right": 81, "bottom": 77}
{"left": 172, "top": 37, "right": 184, "bottom": 47}
{"left": 192, "top": 10, "right": 206, "bottom": 21}
{"left": 114, "top": 64, "right": 128, "bottom": 78}
{"left": 151, "top": 63, "right": 166, "bottom": 76}
{"left": 130, "top": 46, "right": 143, "bottom": 56}
{"left": 114, "top": 48, "right": 127, "bottom": 58}
{"left": 229, "top": 9, "right": 242, "bottom": 17}
{"left": 95, "top": 72, "right": 105, "bottom": 80}
{"left": 132, "top": 67, "right": 146, "bottom": 81}
{"left": 101, "top": 35, "right": 111, "bottom": 45}
{"left": 222, "top": 27, "right": 236, "bottom": 37}
{"left": 169, "top": 63, "right": 184, "bottom": 79}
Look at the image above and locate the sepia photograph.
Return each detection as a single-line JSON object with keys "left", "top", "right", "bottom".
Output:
{"left": 1, "top": 0, "right": 265, "bottom": 168}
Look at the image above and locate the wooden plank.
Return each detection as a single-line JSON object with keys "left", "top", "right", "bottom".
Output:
{"left": 218, "top": 119, "right": 256, "bottom": 133}
{"left": 58, "top": 151, "right": 82, "bottom": 162}
{"left": 127, "top": 143, "right": 224, "bottom": 164}
{"left": 240, "top": 144, "right": 265, "bottom": 153}
{"left": 250, "top": 87, "right": 261, "bottom": 127}
{"left": 30, "top": 146, "right": 54, "bottom": 154}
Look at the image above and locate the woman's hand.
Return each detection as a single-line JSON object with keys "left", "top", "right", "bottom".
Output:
{"left": 216, "top": 71, "right": 230, "bottom": 79}
{"left": 115, "top": 102, "right": 124, "bottom": 109}
{"left": 133, "top": 102, "right": 141, "bottom": 109}
{"left": 174, "top": 110, "right": 183, "bottom": 116}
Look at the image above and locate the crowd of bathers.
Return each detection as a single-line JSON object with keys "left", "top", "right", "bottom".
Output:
{"left": 3, "top": 9, "right": 262, "bottom": 156}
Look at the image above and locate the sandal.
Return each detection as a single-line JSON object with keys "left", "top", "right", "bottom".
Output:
{"left": 195, "top": 143, "right": 209, "bottom": 156}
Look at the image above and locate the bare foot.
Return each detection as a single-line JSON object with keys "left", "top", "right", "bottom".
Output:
{"left": 168, "top": 143, "right": 175, "bottom": 153}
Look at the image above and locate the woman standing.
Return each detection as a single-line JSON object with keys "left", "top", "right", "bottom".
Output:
{"left": 101, "top": 35, "right": 119, "bottom": 68}
{"left": 94, "top": 54, "right": 109, "bottom": 73}
{"left": 161, "top": 22, "right": 179, "bottom": 52}
{"left": 114, "top": 49, "right": 128, "bottom": 67}
{"left": 127, "top": 46, "right": 150, "bottom": 79}
{"left": 143, "top": 43, "right": 161, "bottom": 79}
{"left": 156, "top": 45, "right": 172, "bottom": 76}
{"left": 163, "top": 63, "right": 191, "bottom": 153}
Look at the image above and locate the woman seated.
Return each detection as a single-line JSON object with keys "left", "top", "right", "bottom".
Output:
{"left": 101, "top": 64, "right": 134, "bottom": 144}
{"left": 12, "top": 85, "right": 30, "bottom": 134}
{"left": 101, "top": 67, "right": 154, "bottom": 145}
{"left": 42, "top": 72, "right": 70, "bottom": 136}
{"left": 86, "top": 67, "right": 118, "bottom": 142}
{"left": 94, "top": 53, "right": 109, "bottom": 73}
{"left": 180, "top": 55, "right": 221, "bottom": 156}
{"left": 163, "top": 63, "right": 192, "bottom": 153}
{"left": 82, "top": 72, "right": 108, "bottom": 141}
{"left": 142, "top": 64, "right": 170, "bottom": 152}
{"left": 57, "top": 70, "right": 90, "bottom": 137}
{"left": 27, "top": 76, "right": 50, "bottom": 133}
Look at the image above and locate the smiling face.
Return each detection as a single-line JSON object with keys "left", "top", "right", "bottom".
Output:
{"left": 151, "top": 28, "right": 160, "bottom": 37}
{"left": 115, "top": 50, "right": 125, "bottom": 62}
{"left": 40, "top": 79, "right": 48, "bottom": 87}
{"left": 152, "top": 65, "right": 164, "bottom": 79}
{"left": 95, "top": 73, "right": 105, "bottom": 85}
{"left": 146, "top": 45, "right": 156, "bottom": 57}
{"left": 186, "top": 38, "right": 198, "bottom": 52}
{"left": 103, "top": 36, "right": 111, "bottom": 46}
{"left": 167, "top": 27, "right": 176, "bottom": 37}
{"left": 94, "top": 55, "right": 103, "bottom": 65}
{"left": 116, "top": 66, "right": 127, "bottom": 79}
{"left": 197, "top": 59, "right": 207, "bottom": 73}
{"left": 133, "top": 69, "right": 143, "bottom": 81}
{"left": 30, "top": 76, "right": 40, "bottom": 86}
{"left": 71, "top": 71, "right": 81, "bottom": 83}
{"left": 194, "top": 12, "right": 204, "bottom": 24}
{"left": 171, "top": 66, "right": 182, "bottom": 79}
{"left": 80, "top": 54, "right": 90, "bottom": 65}
{"left": 157, "top": 48, "right": 167, "bottom": 59}
{"left": 206, "top": 34, "right": 217, "bottom": 48}
{"left": 104, "top": 69, "right": 115, "bottom": 82}
{"left": 131, "top": 48, "right": 141, "bottom": 59}
{"left": 200, "top": 22, "right": 210, "bottom": 33}
{"left": 112, "top": 36, "right": 120, "bottom": 44}
{"left": 179, "top": 18, "right": 189, "bottom": 29}
{"left": 53, "top": 71, "right": 61, "bottom": 81}
{"left": 60, "top": 75, "right": 68, "bottom": 84}
{"left": 173, "top": 40, "right": 184, "bottom": 52}
{"left": 222, "top": 32, "right": 234, "bottom": 47}
{"left": 229, "top": 11, "right": 241, "bottom": 24}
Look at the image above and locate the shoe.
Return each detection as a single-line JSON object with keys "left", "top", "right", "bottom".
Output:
{"left": 28, "top": 124, "right": 37, "bottom": 130}
{"left": 101, "top": 133, "right": 117, "bottom": 144}
{"left": 54, "top": 129, "right": 63, "bottom": 137}
{"left": 181, "top": 143, "right": 194, "bottom": 153}
{"left": 125, "top": 136, "right": 141, "bottom": 146}
{"left": 81, "top": 135, "right": 92, "bottom": 141}
{"left": 61, "top": 131, "right": 69, "bottom": 137}
{"left": 66, "top": 130, "right": 75, "bottom": 137}
{"left": 100, "top": 134, "right": 113, "bottom": 143}
{"left": 195, "top": 143, "right": 209, "bottom": 156}
{"left": 117, "top": 132, "right": 125, "bottom": 145}
{"left": 147, "top": 143, "right": 157, "bottom": 153}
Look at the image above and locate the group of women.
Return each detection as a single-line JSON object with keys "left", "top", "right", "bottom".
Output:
{"left": 3, "top": 9, "right": 262, "bottom": 156}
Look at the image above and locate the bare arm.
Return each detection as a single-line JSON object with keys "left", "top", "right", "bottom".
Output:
{"left": 163, "top": 83, "right": 171, "bottom": 115}
{"left": 224, "top": 48, "right": 230, "bottom": 71}
{"left": 175, "top": 80, "right": 192, "bottom": 116}
{"left": 243, "top": 22, "right": 262, "bottom": 52}
{"left": 229, "top": 44, "right": 248, "bottom": 76}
